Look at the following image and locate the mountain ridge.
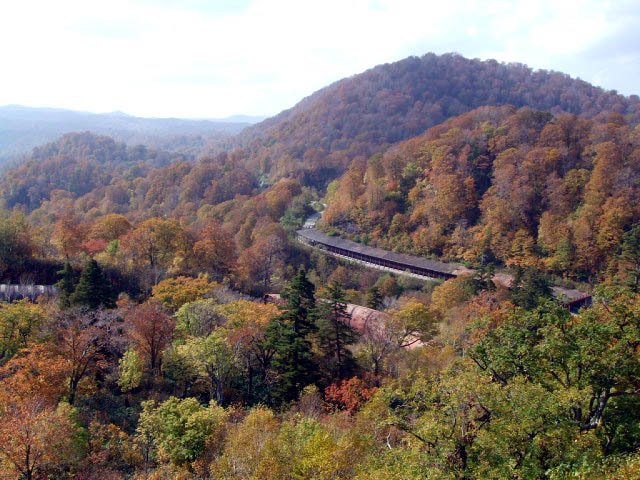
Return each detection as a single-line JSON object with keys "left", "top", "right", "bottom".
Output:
{"left": 223, "top": 52, "right": 640, "bottom": 187}
{"left": 0, "top": 104, "right": 264, "bottom": 165}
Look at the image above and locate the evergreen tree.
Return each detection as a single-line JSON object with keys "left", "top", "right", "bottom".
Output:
{"left": 553, "top": 234, "right": 574, "bottom": 276}
{"left": 620, "top": 224, "right": 640, "bottom": 292}
{"left": 473, "top": 262, "right": 496, "bottom": 293}
{"left": 478, "top": 227, "right": 496, "bottom": 266}
{"left": 55, "top": 261, "right": 76, "bottom": 309}
{"left": 264, "top": 268, "right": 318, "bottom": 404}
{"left": 510, "top": 268, "right": 553, "bottom": 310}
{"left": 365, "top": 286, "right": 383, "bottom": 310}
{"left": 70, "top": 259, "right": 116, "bottom": 310}
{"left": 317, "top": 282, "right": 358, "bottom": 381}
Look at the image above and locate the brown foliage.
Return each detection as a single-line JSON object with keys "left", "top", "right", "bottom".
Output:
{"left": 126, "top": 301, "right": 175, "bottom": 375}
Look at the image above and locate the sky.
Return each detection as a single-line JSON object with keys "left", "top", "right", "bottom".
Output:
{"left": 1, "top": 0, "right": 639, "bottom": 119}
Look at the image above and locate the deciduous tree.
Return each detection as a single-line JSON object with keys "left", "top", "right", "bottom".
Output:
{"left": 126, "top": 301, "right": 175, "bottom": 376}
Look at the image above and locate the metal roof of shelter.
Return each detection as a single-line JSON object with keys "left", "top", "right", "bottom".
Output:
{"left": 298, "top": 229, "right": 591, "bottom": 309}
{"left": 297, "top": 229, "right": 467, "bottom": 275}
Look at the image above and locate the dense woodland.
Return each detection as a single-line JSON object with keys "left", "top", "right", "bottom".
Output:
{"left": 323, "top": 105, "right": 640, "bottom": 282}
{"left": 230, "top": 53, "right": 640, "bottom": 186}
{"left": 1, "top": 53, "right": 640, "bottom": 479}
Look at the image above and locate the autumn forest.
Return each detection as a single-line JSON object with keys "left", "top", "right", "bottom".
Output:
{"left": 1, "top": 53, "right": 640, "bottom": 479}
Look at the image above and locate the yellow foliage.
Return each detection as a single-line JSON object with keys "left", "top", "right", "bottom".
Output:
{"left": 151, "top": 274, "right": 218, "bottom": 312}
{"left": 430, "top": 275, "right": 474, "bottom": 321}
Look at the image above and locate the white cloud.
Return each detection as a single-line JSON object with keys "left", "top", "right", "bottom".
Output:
{"left": 0, "top": 0, "right": 637, "bottom": 118}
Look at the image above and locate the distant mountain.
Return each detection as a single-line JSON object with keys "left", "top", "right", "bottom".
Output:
{"left": 211, "top": 114, "right": 269, "bottom": 123}
{"left": 228, "top": 52, "right": 640, "bottom": 187}
{"left": 0, "top": 105, "right": 262, "bottom": 165}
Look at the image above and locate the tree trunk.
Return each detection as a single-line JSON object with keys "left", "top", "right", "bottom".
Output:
{"left": 216, "top": 380, "right": 224, "bottom": 404}
{"left": 247, "top": 360, "right": 253, "bottom": 400}
{"left": 69, "top": 376, "right": 79, "bottom": 405}
{"left": 335, "top": 320, "right": 343, "bottom": 379}
{"left": 25, "top": 444, "right": 32, "bottom": 480}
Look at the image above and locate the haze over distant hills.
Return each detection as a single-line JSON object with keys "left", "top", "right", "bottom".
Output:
{"left": 0, "top": 104, "right": 266, "bottom": 165}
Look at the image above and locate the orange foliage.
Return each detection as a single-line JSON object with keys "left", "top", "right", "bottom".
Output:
{"left": 324, "top": 375, "right": 379, "bottom": 414}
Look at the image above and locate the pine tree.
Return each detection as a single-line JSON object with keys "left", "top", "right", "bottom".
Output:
{"left": 70, "top": 259, "right": 116, "bottom": 310}
{"left": 55, "top": 261, "right": 76, "bottom": 309}
{"left": 365, "top": 286, "right": 383, "bottom": 310}
{"left": 553, "top": 234, "right": 574, "bottom": 276}
{"left": 264, "top": 268, "right": 318, "bottom": 404}
{"left": 474, "top": 262, "right": 496, "bottom": 293}
{"left": 620, "top": 224, "right": 640, "bottom": 292}
{"left": 317, "top": 282, "right": 358, "bottom": 381}
{"left": 478, "top": 226, "right": 496, "bottom": 266}
{"left": 510, "top": 268, "right": 553, "bottom": 310}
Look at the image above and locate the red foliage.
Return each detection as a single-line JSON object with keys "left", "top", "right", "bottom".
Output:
{"left": 324, "top": 375, "right": 379, "bottom": 414}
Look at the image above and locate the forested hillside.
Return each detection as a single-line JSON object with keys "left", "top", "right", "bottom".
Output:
{"left": 1, "top": 52, "right": 640, "bottom": 480}
{"left": 230, "top": 53, "right": 640, "bottom": 186}
{"left": 323, "top": 105, "right": 640, "bottom": 281}
{"left": 0, "top": 132, "right": 191, "bottom": 211}
{"left": 0, "top": 132, "right": 261, "bottom": 216}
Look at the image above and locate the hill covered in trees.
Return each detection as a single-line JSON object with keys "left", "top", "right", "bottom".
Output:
{"left": 227, "top": 52, "right": 640, "bottom": 187}
{"left": 322, "top": 105, "right": 640, "bottom": 282}
{"left": 0, "top": 132, "right": 193, "bottom": 212}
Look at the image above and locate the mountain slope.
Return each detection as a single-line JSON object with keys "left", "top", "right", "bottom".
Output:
{"left": 322, "top": 104, "right": 640, "bottom": 280}
{"left": 229, "top": 52, "right": 640, "bottom": 186}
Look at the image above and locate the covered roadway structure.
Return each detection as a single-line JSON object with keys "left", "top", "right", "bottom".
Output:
{"left": 297, "top": 228, "right": 592, "bottom": 312}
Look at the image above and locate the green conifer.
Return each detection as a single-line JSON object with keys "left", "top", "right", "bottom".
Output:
{"left": 553, "top": 234, "right": 574, "bottom": 276}
{"left": 510, "top": 268, "right": 553, "bottom": 310}
{"left": 70, "top": 259, "right": 116, "bottom": 310}
{"left": 317, "top": 282, "right": 358, "bottom": 380}
{"left": 365, "top": 286, "right": 383, "bottom": 310}
{"left": 55, "top": 261, "right": 76, "bottom": 309}
{"left": 264, "top": 268, "right": 318, "bottom": 404}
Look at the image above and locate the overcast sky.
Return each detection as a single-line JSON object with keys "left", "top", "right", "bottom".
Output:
{"left": 1, "top": 0, "right": 638, "bottom": 118}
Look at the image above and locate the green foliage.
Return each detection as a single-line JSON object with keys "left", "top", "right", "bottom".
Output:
{"left": 280, "top": 190, "right": 314, "bottom": 232}
{"left": 620, "top": 223, "right": 640, "bottom": 291}
{"left": 137, "top": 396, "right": 227, "bottom": 468}
{"left": 472, "top": 289, "right": 640, "bottom": 444}
{"left": 56, "top": 261, "right": 76, "bottom": 309}
{"left": 117, "top": 348, "right": 143, "bottom": 392}
{"left": 389, "top": 299, "right": 439, "bottom": 346}
{"left": 316, "top": 282, "right": 358, "bottom": 380}
{"left": 368, "top": 360, "right": 601, "bottom": 479}
{"left": 177, "top": 328, "right": 237, "bottom": 404}
{"left": 548, "top": 453, "right": 640, "bottom": 480}
{"left": 174, "top": 298, "right": 222, "bottom": 338}
{"left": 365, "top": 286, "right": 383, "bottom": 309}
{"left": 509, "top": 268, "right": 553, "bottom": 309}
{"left": 0, "top": 300, "right": 45, "bottom": 363}
{"left": 70, "top": 259, "right": 116, "bottom": 309}
{"left": 473, "top": 262, "right": 496, "bottom": 292}
{"left": 553, "top": 234, "right": 575, "bottom": 274}
{"left": 265, "top": 268, "right": 319, "bottom": 404}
